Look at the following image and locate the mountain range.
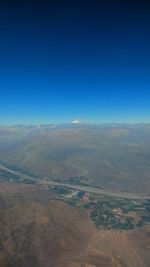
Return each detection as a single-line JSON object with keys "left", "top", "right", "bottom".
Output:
{"left": 0, "top": 123, "right": 150, "bottom": 194}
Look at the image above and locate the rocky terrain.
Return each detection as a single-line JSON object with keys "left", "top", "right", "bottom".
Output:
{"left": 0, "top": 182, "right": 149, "bottom": 267}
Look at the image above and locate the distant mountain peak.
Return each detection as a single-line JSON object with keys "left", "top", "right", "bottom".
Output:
{"left": 72, "top": 118, "right": 83, "bottom": 124}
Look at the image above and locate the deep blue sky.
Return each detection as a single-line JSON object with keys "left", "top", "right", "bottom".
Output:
{"left": 0, "top": 0, "right": 150, "bottom": 124}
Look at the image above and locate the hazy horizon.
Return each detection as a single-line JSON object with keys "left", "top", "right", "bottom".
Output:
{"left": 0, "top": 120, "right": 150, "bottom": 127}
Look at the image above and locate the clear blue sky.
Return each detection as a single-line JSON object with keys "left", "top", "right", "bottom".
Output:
{"left": 0, "top": 0, "right": 150, "bottom": 124}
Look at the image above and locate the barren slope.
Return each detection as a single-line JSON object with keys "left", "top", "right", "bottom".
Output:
{"left": 0, "top": 182, "right": 149, "bottom": 267}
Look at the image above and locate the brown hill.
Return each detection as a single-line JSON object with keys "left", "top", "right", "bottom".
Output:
{"left": 0, "top": 182, "right": 149, "bottom": 267}
{"left": 0, "top": 182, "right": 93, "bottom": 267}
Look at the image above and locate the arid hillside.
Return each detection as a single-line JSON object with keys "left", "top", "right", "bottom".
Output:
{"left": 0, "top": 182, "right": 149, "bottom": 267}
{"left": 0, "top": 182, "right": 93, "bottom": 267}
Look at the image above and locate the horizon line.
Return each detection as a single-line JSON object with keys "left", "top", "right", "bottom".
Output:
{"left": 0, "top": 122, "right": 150, "bottom": 127}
